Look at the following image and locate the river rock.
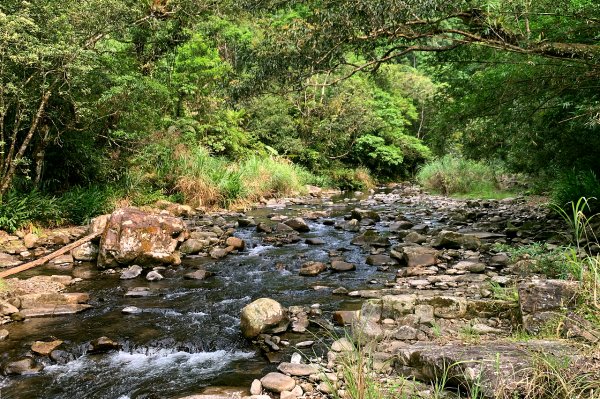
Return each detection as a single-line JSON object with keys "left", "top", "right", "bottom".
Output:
{"left": 284, "top": 218, "right": 310, "bottom": 232}
{"left": 277, "top": 362, "right": 318, "bottom": 376}
{"left": 250, "top": 379, "right": 262, "bottom": 395}
{"left": 4, "top": 358, "right": 43, "bottom": 375}
{"left": 180, "top": 239, "right": 208, "bottom": 255}
{"left": 398, "top": 246, "right": 438, "bottom": 267}
{"left": 120, "top": 265, "right": 143, "bottom": 279}
{"left": 0, "top": 300, "right": 19, "bottom": 316}
{"left": 145, "top": 270, "right": 163, "bottom": 281}
{"left": 366, "top": 254, "right": 396, "bottom": 266}
{"left": 431, "top": 230, "right": 481, "bottom": 250}
{"left": 210, "top": 247, "right": 229, "bottom": 259}
{"left": 125, "top": 287, "right": 152, "bottom": 297}
{"left": 299, "top": 261, "right": 327, "bottom": 276}
{"left": 342, "top": 219, "right": 361, "bottom": 232}
{"left": 0, "top": 252, "right": 21, "bottom": 268}
{"left": 23, "top": 233, "right": 39, "bottom": 249}
{"left": 31, "top": 340, "right": 63, "bottom": 356}
{"left": 351, "top": 209, "right": 381, "bottom": 222}
{"left": 184, "top": 269, "right": 214, "bottom": 280}
{"left": 89, "top": 336, "right": 121, "bottom": 353}
{"left": 330, "top": 260, "right": 356, "bottom": 272}
{"left": 97, "top": 208, "right": 187, "bottom": 268}
{"left": 404, "top": 232, "right": 427, "bottom": 244}
{"left": 51, "top": 254, "right": 74, "bottom": 265}
{"left": 260, "top": 372, "right": 296, "bottom": 393}
{"left": 240, "top": 298, "right": 289, "bottom": 338}
{"left": 225, "top": 236, "right": 245, "bottom": 250}
{"left": 50, "top": 349, "right": 72, "bottom": 364}
{"left": 256, "top": 223, "right": 272, "bottom": 233}
{"left": 518, "top": 279, "right": 579, "bottom": 333}
{"left": 351, "top": 230, "right": 390, "bottom": 247}
{"left": 333, "top": 310, "right": 359, "bottom": 326}
{"left": 72, "top": 241, "right": 99, "bottom": 261}
{"left": 122, "top": 306, "right": 142, "bottom": 314}
{"left": 0, "top": 329, "right": 8, "bottom": 341}
{"left": 305, "top": 238, "right": 325, "bottom": 245}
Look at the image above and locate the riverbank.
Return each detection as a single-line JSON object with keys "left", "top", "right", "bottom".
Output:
{"left": 1, "top": 184, "right": 599, "bottom": 398}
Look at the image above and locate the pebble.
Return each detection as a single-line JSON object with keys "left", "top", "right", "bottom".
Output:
{"left": 122, "top": 306, "right": 142, "bottom": 315}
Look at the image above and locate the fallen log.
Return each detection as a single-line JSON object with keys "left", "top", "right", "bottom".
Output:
{"left": 0, "top": 231, "right": 101, "bottom": 279}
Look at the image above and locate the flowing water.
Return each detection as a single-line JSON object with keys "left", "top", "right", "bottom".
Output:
{"left": 0, "top": 190, "right": 439, "bottom": 399}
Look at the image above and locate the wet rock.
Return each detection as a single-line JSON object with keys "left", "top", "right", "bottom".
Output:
{"left": 180, "top": 239, "right": 208, "bottom": 255}
{"left": 122, "top": 306, "right": 142, "bottom": 314}
{"left": 238, "top": 218, "right": 256, "bottom": 227}
{"left": 97, "top": 208, "right": 186, "bottom": 268}
{"left": 145, "top": 270, "right": 163, "bottom": 281}
{"left": 50, "top": 349, "right": 71, "bottom": 364}
{"left": 277, "top": 362, "right": 318, "bottom": 376}
{"left": 398, "top": 246, "right": 438, "bottom": 267}
{"left": 209, "top": 247, "right": 229, "bottom": 259}
{"left": 299, "top": 261, "right": 327, "bottom": 276}
{"left": 0, "top": 252, "right": 21, "bottom": 268}
{"left": 366, "top": 254, "right": 396, "bottom": 266}
{"left": 89, "top": 336, "right": 121, "bottom": 353}
{"left": 432, "top": 230, "right": 481, "bottom": 250}
{"left": 0, "top": 329, "right": 9, "bottom": 341}
{"left": 518, "top": 278, "right": 579, "bottom": 333}
{"left": 4, "top": 358, "right": 43, "bottom": 375}
{"left": 19, "top": 304, "right": 92, "bottom": 318}
{"left": 305, "top": 238, "right": 325, "bottom": 245}
{"left": 184, "top": 269, "right": 214, "bottom": 280}
{"left": 260, "top": 372, "right": 296, "bottom": 393}
{"left": 351, "top": 230, "right": 391, "bottom": 247}
{"left": 31, "top": 340, "right": 63, "bottom": 356}
{"left": 333, "top": 287, "right": 349, "bottom": 295}
{"left": 72, "top": 242, "right": 99, "bottom": 261}
{"left": 341, "top": 219, "right": 360, "bottom": 232}
{"left": 351, "top": 209, "right": 381, "bottom": 222}
{"left": 330, "top": 260, "right": 356, "bottom": 272}
{"left": 125, "top": 287, "right": 152, "bottom": 297}
{"left": 390, "top": 220, "right": 414, "bottom": 230}
{"left": 240, "top": 298, "right": 288, "bottom": 338}
{"left": 276, "top": 223, "right": 296, "bottom": 233}
{"left": 120, "top": 265, "right": 143, "bottom": 279}
{"left": 284, "top": 218, "right": 310, "bottom": 232}
{"left": 225, "top": 236, "right": 245, "bottom": 250}
{"left": 295, "top": 340, "right": 314, "bottom": 348}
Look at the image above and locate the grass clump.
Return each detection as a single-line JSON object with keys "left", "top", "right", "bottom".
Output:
{"left": 551, "top": 169, "right": 600, "bottom": 214}
{"left": 417, "top": 155, "right": 508, "bottom": 198}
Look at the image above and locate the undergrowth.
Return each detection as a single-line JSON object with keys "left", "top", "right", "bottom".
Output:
{"left": 417, "top": 155, "right": 509, "bottom": 198}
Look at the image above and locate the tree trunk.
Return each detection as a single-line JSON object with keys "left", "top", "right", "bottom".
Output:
{"left": 0, "top": 90, "right": 52, "bottom": 197}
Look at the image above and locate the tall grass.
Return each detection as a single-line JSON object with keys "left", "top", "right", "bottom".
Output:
{"left": 417, "top": 155, "right": 504, "bottom": 197}
{"left": 551, "top": 169, "right": 600, "bottom": 214}
{"left": 174, "top": 147, "right": 312, "bottom": 208}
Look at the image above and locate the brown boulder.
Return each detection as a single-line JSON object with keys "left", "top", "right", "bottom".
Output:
{"left": 97, "top": 208, "right": 187, "bottom": 268}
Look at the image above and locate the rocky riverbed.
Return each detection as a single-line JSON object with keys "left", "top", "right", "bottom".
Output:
{"left": 0, "top": 184, "right": 599, "bottom": 399}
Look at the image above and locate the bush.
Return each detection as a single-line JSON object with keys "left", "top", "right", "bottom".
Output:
{"left": 56, "top": 185, "right": 121, "bottom": 225}
{"left": 328, "top": 166, "right": 375, "bottom": 191}
{"left": 551, "top": 169, "right": 600, "bottom": 213}
{"left": 0, "top": 190, "right": 63, "bottom": 232}
{"left": 417, "top": 155, "right": 501, "bottom": 196}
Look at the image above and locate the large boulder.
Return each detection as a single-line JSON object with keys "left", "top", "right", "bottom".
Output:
{"left": 240, "top": 298, "right": 288, "bottom": 338}
{"left": 97, "top": 208, "right": 187, "bottom": 268}
{"left": 518, "top": 279, "right": 579, "bottom": 333}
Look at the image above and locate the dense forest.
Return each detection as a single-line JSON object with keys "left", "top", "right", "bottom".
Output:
{"left": 0, "top": 0, "right": 599, "bottom": 229}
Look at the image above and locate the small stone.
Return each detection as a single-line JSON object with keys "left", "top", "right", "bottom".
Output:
{"left": 122, "top": 306, "right": 142, "bottom": 314}
{"left": 125, "top": 287, "right": 151, "bottom": 297}
{"left": 120, "top": 265, "right": 143, "bottom": 279}
{"left": 333, "top": 287, "right": 349, "bottom": 295}
{"left": 277, "top": 362, "right": 318, "bottom": 376}
{"left": 299, "top": 261, "right": 327, "bottom": 276}
{"left": 32, "top": 340, "right": 63, "bottom": 356}
{"left": 0, "top": 329, "right": 9, "bottom": 341}
{"left": 330, "top": 261, "right": 356, "bottom": 272}
{"left": 184, "top": 269, "right": 214, "bottom": 280}
{"left": 210, "top": 248, "right": 228, "bottom": 259}
{"left": 290, "top": 352, "right": 302, "bottom": 364}
{"left": 4, "top": 358, "right": 43, "bottom": 375}
{"left": 250, "top": 379, "right": 262, "bottom": 395}
{"left": 305, "top": 238, "right": 325, "bottom": 245}
{"left": 23, "top": 233, "right": 39, "bottom": 249}
{"left": 331, "top": 338, "right": 354, "bottom": 352}
{"left": 295, "top": 341, "right": 315, "bottom": 348}
{"left": 260, "top": 372, "right": 296, "bottom": 393}
{"left": 226, "top": 236, "right": 245, "bottom": 250}
{"left": 146, "top": 270, "right": 163, "bottom": 281}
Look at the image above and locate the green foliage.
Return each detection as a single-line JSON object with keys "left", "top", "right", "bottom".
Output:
{"left": 417, "top": 155, "right": 502, "bottom": 197}
{"left": 551, "top": 170, "right": 600, "bottom": 214}
{"left": 0, "top": 190, "right": 62, "bottom": 232}
{"left": 56, "top": 186, "right": 120, "bottom": 225}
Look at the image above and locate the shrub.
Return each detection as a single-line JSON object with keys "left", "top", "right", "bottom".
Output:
{"left": 551, "top": 169, "right": 600, "bottom": 213}
{"left": 328, "top": 166, "right": 375, "bottom": 191}
{"left": 0, "top": 190, "right": 63, "bottom": 232}
{"left": 56, "top": 185, "right": 121, "bottom": 225}
{"left": 417, "top": 155, "right": 501, "bottom": 196}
